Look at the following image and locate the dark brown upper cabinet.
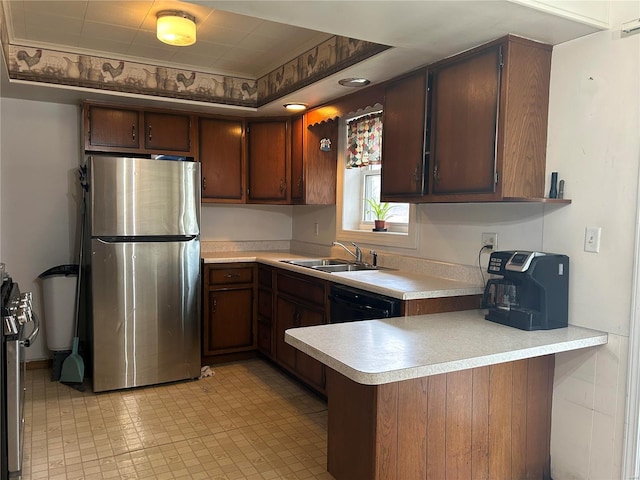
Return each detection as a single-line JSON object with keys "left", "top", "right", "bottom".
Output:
{"left": 292, "top": 116, "right": 337, "bottom": 205}
{"left": 84, "top": 101, "right": 195, "bottom": 157}
{"left": 84, "top": 104, "right": 140, "bottom": 151}
{"left": 290, "top": 115, "right": 305, "bottom": 203}
{"left": 381, "top": 35, "right": 557, "bottom": 204}
{"left": 426, "top": 35, "right": 553, "bottom": 202}
{"left": 380, "top": 69, "right": 428, "bottom": 200}
{"left": 246, "top": 120, "right": 290, "bottom": 204}
{"left": 143, "top": 111, "right": 192, "bottom": 153}
{"left": 199, "top": 117, "right": 245, "bottom": 203}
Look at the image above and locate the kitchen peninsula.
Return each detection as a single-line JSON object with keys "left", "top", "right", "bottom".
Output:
{"left": 285, "top": 311, "right": 608, "bottom": 480}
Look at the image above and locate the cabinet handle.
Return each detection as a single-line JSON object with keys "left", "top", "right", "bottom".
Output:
{"left": 212, "top": 297, "right": 217, "bottom": 313}
{"left": 148, "top": 125, "right": 152, "bottom": 141}
{"left": 294, "top": 310, "right": 302, "bottom": 326}
{"left": 297, "top": 177, "right": 303, "bottom": 195}
{"left": 202, "top": 176, "right": 207, "bottom": 191}
{"left": 224, "top": 273, "right": 240, "bottom": 279}
{"left": 131, "top": 125, "right": 136, "bottom": 141}
{"left": 280, "top": 179, "right": 287, "bottom": 194}
{"left": 412, "top": 166, "right": 420, "bottom": 182}
{"left": 433, "top": 162, "right": 440, "bottom": 184}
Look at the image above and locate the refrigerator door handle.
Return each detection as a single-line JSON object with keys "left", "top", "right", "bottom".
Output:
{"left": 95, "top": 235, "right": 199, "bottom": 243}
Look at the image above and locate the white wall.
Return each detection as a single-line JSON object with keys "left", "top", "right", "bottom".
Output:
{"left": 201, "top": 203, "right": 293, "bottom": 241}
{"left": 0, "top": 98, "right": 81, "bottom": 361}
{"left": 291, "top": 205, "right": 336, "bottom": 246}
{"left": 543, "top": 1, "right": 640, "bottom": 477}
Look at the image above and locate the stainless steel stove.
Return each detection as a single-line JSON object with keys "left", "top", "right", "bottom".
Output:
{"left": 1, "top": 273, "right": 38, "bottom": 479}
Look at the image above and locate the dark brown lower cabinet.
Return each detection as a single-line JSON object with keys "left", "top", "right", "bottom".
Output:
{"left": 274, "top": 269, "right": 328, "bottom": 393}
{"left": 326, "top": 355, "right": 554, "bottom": 480}
{"left": 202, "top": 263, "right": 256, "bottom": 359}
{"left": 201, "top": 261, "right": 481, "bottom": 393}
{"left": 257, "top": 265, "right": 274, "bottom": 356}
{"left": 275, "top": 296, "right": 325, "bottom": 390}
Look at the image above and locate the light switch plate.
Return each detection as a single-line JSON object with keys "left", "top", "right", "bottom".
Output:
{"left": 584, "top": 226, "right": 601, "bottom": 253}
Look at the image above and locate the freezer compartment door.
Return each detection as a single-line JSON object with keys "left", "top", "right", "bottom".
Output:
{"left": 91, "top": 238, "right": 200, "bottom": 392}
{"left": 90, "top": 156, "right": 200, "bottom": 237}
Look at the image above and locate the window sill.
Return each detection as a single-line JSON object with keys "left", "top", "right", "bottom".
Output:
{"left": 338, "top": 227, "right": 418, "bottom": 249}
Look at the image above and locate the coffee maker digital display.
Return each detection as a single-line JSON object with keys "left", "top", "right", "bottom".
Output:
{"left": 483, "top": 251, "right": 569, "bottom": 330}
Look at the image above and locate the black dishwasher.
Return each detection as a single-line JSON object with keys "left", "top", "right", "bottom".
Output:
{"left": 329, "top": 284, "right": 401, "bottom": 323}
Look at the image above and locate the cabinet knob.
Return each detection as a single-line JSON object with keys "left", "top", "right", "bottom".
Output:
{"left": 148, "top": 125, "right": 152, "bottom": 141}
{"left": 131, "top": 125, "right": 136, "bottom": 141}
{"left": 202, "top": 176, "right": 207, "bottom": 191}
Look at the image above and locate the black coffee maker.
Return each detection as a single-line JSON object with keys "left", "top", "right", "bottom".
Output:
{"left": 483, "top": 251, "right": 569, "bottom": 330}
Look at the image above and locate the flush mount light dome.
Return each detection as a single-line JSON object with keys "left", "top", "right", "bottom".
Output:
{"left": 283, "top": 103, "right": 308, "bottom": 112}
{"left": 338, "top": 77, "right": 371, "bottom": 87}
{"left": 156, "top": 10, "right": 197, "bottom": 46}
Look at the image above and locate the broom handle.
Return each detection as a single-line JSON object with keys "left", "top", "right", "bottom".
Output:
{"left": 73, "top": 194, "right": 85, "bottom": 339}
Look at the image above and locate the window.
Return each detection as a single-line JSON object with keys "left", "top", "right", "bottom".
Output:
{"left": 337, "top": 107, "right": 417, "bottom": 248}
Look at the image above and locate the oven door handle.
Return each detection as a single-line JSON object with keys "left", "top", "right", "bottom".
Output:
{"left": 20, "top": 310, "right": 40, "bottom": 348}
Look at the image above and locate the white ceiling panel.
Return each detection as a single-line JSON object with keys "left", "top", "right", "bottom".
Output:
{"left": 0, "top": 0, "right": 612, "bottom": 115}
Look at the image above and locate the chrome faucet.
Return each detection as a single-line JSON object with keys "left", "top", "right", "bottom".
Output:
{"left": 332, "top": 241, "right": 363, "bottom": 263}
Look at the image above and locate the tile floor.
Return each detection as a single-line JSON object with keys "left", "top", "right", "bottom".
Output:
{"left": 22, "top": 359, "right": 334, "bottom": 480}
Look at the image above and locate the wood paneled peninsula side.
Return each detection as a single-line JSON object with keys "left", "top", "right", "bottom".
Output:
{"left": 285, "top": 311, "right": 607, "bottom": 480}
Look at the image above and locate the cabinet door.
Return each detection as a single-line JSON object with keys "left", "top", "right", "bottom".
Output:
{"left": 303, "top": 119, "right": 337, "bottom": 205}
{"left": 247, "top": 120, "right": 290, "bottom": 203}
{"left": 290, "top": 115, "right": 305, "bottom": 203}
{"left": 199, "top": 117, "right": 245, "bottom": 202}
{"left": 203, "top": 288, "right": 254, "bottom": 356}
{"left": 429, "top": 45, "right": 501, "bottom": 196}
{"left": 257, "top": 266, "right": 274, "bottom": 357}
{"left": 295, "top": 306, "right": 325, "bottom": 390}
{"left": 144, "top": 112, "right": 192, "bottom": 153}
{"left": 381, "top": 70, "right": 428, "bottom": 199}
{"left": 275, "top": 296, "right": 298, "bottom": 370}
{"left": 86, "top": 106, "right": 140, "bottom": 150}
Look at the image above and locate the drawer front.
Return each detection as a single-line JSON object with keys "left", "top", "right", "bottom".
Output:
{"left": 208, "top": 266, "right": 254, "bottom": 285}
{"left": 277, "top": 272, "right": 326, "bottom": 307}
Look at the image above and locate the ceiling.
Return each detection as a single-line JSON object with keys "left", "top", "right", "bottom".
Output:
{"left": 0, "top": 0, "right": 609, "bottom": 116}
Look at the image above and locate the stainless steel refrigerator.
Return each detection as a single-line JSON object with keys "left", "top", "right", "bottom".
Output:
{"left": 88, "top": 155, "right": 201, "bottom": 392}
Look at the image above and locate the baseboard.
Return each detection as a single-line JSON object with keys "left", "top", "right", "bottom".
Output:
{"left": 26, "top": 359, "right": 52, "bottom": 370}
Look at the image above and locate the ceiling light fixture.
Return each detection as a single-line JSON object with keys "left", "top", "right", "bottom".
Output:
{"left": 156, "top": 10, "right": 197, "bottom": 46}
{"left": 338, "top": 77, "right": 371, "bottom": 87}
{"left": 284, "top": 103, "right": 308, "bottom": 112}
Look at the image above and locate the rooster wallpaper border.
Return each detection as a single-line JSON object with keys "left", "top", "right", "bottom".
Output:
{"left": 0, "top": 2, "right": 390, "bottom": 110}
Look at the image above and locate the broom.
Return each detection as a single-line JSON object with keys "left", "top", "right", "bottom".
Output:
{"left": 60, "top": 174, "right": 86, "bottom": 388}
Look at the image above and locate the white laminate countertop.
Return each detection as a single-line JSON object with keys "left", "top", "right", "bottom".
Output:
{"left": 201, "top": 251, "right": 483, "bottom": 300}
{"left": 285, "top": 310, "right": 608, "bottom": 385}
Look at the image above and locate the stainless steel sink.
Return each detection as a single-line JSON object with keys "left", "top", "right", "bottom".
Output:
{"left": 311, "top": 263, "right": 378, "bottom": 273}
{"left": 281, "top": 258, "right": 348, "bottom": 267}
{"left": 280, "top": 258, "right": 392, "bottom": 273}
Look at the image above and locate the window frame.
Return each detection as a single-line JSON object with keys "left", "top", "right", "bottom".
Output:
{"left": 336, "top": 105, "right": 418, "bottom": 249}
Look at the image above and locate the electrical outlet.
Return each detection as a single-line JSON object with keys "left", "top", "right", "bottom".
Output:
{"left": 482, "top": 232, "right": 498, "bottom": 250}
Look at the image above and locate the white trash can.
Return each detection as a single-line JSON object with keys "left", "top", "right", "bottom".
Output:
{"left": 39, "top": 265, "right": 78, "bottom": 352}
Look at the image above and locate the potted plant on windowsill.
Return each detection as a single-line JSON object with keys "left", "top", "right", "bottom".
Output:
{"left": 366, "top": 199, "right": 393, "bottom": 231}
